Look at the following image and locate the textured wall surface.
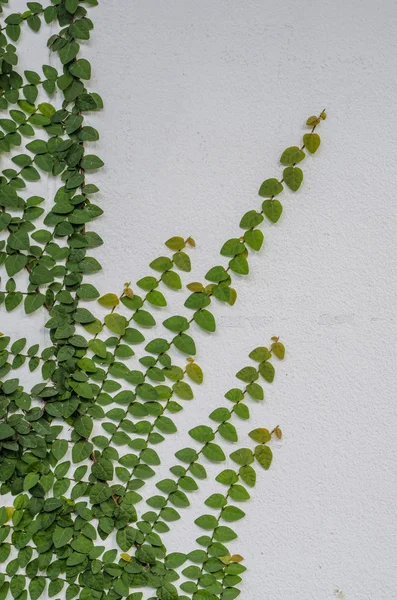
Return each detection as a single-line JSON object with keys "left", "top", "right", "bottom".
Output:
{"left": 4, "top": 1, "right": 397, "bottom": 599}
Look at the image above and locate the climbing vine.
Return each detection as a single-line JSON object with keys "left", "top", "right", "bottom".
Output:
{"left": 0, "top": 2, "right": 327, "bottom": 599}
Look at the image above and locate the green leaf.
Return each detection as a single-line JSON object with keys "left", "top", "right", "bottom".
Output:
{"left": 220, "top": 238, "right": 245, "bottom": 257}
{"left": 104, "top": 313, "right": 126, "bottom": 335}
{"left": 221, "top": 506, "right": 245, "bottom": 521}
{"left": 53, "top": 526, "right": 73, "bottom": 549}
{"left": 229, "top": 484, "right": 250, "bottom": 501}
{"left": 65, "top": 0, "right": 79, "bottom": 12}
{"left": 59, "top": 41, "right": 80, "bottom": 64}
{"left": 150, "top": 256, "right": 173, "bottom": 272}
{"left": 218, "top": 422, "right": 238, "bottom": 442}
{"left": 254, "top": 444, "right": 273, "bottom": 470}
{"left": 156, "top": 416, "right": 177, "bottom": 434}
{"left": 6, "top": 24, "right": 21, "bottom": 42}
{"left": 5, "top": 292, "right": 23, "bottom": 312}
{"left": 214, "top": 526, "right": 237, "bottom": 542}
{"left": 157, "top": 583, "right": 179, "bottom": 600}
{"left": 74, "top": 415, "right": 93, "bottom": 438}
{"left": 185, "top": 292, "right": 211, "bottom": 310}
{"left": 81, "top": 154, "right": 104, "bottom": 170}
{"left": 0, "top": 424, "right": 15, "bottom": 440}
{"left": 10, "top": 575, "right": 26, "bottom": 599}
{"left": 42, "top": 64, "right": 57, "bottom": 80}
{"left": 236, "top": 366, "right": 257, "bottom": 383}
{"left": 244, "top": 229, "right": 264, "bottom": 251}
{"left": 137, "top": 276, "right": 158, "bottom": 291}
{"left": 230, "top": 448, "right": 253, "bottom": 466}
{"left": 77, "top": 284, "right": 100, "bottom": 300}
{"left": 205, "top": 493, "right": 227, "bottom": 509}
{"left": 145, "top": 338, "right": 169, "bottom": 354}
{"left": 74, "top": 308, "right": 96, "bottom": 324}
{"left": 131, "top": 309, "right": 155, "bottom": 327}
{"left": 69, "top": 58, "right": 91, "bottom": 80}
{"left": 147, "top": 290, "right": 167, "bottom": 306}
{"left": 5, "top": 254, "right": 27, "bottom": 277}
{"left": 249, "top": 428, "right": 271, "bottom": 443}
{"left": 24, "top": 293, "right": 46, "bottom": 314}
{"left": 258, "top": 178, "right": 283, "bottom": 197}
{"left": 229, "top": 254, "right": 249, "bottom": 275}
{"left": 29, "top": 577, "right": 46, "bottom": 600}
{"left": 79, "top": 126, "right": 99, "bottom": 141}
{"left": 8, "top": 230, "right": 30, "bottom": 251}
{"left": 239, "top": 210, "right": 263, "bottom": 229}
{"left": 189, "top": 425, "right": 214, "bottom": 443}
{"left": 194, "top": 309, "right": 216, "bottom": 332}
{"left": 259, "top": 361, "right": 275, "bottom": 383}
{"left": 27, "top": 14, "right": 41, "bottom": 32}
{"left": 225, "top": 388, "right": 244, "bottom": 403}
{"left": 165, "top": 553, "right": 187, "bottom": 568}
{"left": 30, "top": 265, "right": 54, "bottom": 285}
{"left": 246, "top": 382, "right": 264, "bottom": 401}
{"left": 173, "top": 381, "right": 193, "bottom": 400}
{"left": 303, "top": 133, "right": 321, "bottom": 154}
{"left": 283, "top": 166, "right": 303, "bottom": 191}
{"left": 23, "top": 472, "right": 39, "bottom": 490}
{"left": 202, "top": 443, "right": 226, "bottom": 462}
{"left": 249, "top": 346, "right": 271, "bottom": 362}
{"left": 239, "top": 465, "right": 256, "bottom": 487}
{"left": 89, "top": 483, "right": 112, "bottom": 504}
{"left": 163, "top": 315, "right": 189, "bottom": 333}
{"left": 12, "top": 154, "right": 31, "bottom": 168}
{"left": 173, "top": 333, "right": 196, "bottom": 355}
{"left": 26, "top": 139, "right": 48, "bottom": 154}
{"left": 173, "top": 251, "right": 191, "bottom": 272}
{"left": 38, "top": 102, "right": 55, "bottom": 118}
{"left": 72, "top": 440, "right": 93, "bottom": 463}
{"left": 209, "top": 407, "right": 231, "bottom": 422}
{"left": 195, "top": 514, "right": 218, "bottom": 530}
{"left": 280, "top": 146, "right": 305, "bottom": 166}
{"left": 162, "top": 270, "right": 182, "bottom": 289}
{"left": 10, "top": 338, "right": 26, "bottom": 354}
{"left": 262, "top": 199, "right": 283, "bottom": 223}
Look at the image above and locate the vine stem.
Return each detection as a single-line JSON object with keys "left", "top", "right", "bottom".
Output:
{"left": 142, "top": 348, "right": 275, "bottom": 545}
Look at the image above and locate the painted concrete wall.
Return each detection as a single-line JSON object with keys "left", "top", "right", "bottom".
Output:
{"left": 3, "top": 1, "right": 397, "bottom": 599}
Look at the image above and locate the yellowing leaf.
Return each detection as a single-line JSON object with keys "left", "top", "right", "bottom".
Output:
{"left": 306, "top": 115, "right": 320, "bottom": 127}
{"left": 230, "top": 554, "right": 244, "bottom": 563}
{"left": 165, "top": 236, "right": 185, "bottom": 251}
{"left": 186, "top": 362, "right": 203, "bottom": 384}
{"left": 303, "top": 133, "right": 321, "bottom": 154}
{"left": 6, "top": 507, "right": 15, "bottom": 521}
{"left": 123, "top": 287, "right": 134, "bottom": 298}
{"left": 187, "top": 282, "right": 204, "bottom": 292}
{"left": 120, "top": 553, "right": 131, "bottom": 562}
{"left": 98, "top": 293, "right": 119, "bottom": 307}
{"left": 104, "top": 313, "right": 127, "bottom": 335}
{"left": 271, "top": 341, "right": 285, "bottom": 360}
{"left": 274, "top": 426, "right": 283, "bottom": 440}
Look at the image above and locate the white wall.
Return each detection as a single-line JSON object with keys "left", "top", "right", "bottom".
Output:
{"left": 4, "top": 1, "right": 397, "bottom": 599}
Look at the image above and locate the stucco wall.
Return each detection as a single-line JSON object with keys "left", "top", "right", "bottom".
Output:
{"left": 3, "top": 1, "right": 397, "bottom": 599}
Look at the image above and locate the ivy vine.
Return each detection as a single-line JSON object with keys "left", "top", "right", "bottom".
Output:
{"left": 0, "top": 1, "right": 327, "bottom": 599}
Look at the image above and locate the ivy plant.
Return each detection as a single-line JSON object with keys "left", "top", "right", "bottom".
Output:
{"left": 0, "top": 1, "right": 327, "bottom": 599}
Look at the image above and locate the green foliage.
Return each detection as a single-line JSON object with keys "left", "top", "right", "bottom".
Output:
{"left": 0, "top": 3, "right": 326, "bottom": 597}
